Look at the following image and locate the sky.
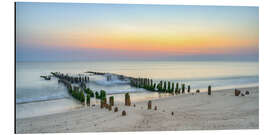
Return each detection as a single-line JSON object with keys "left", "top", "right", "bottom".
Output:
{"left": 16, "top": 2, "right": 259, "bottom": 62}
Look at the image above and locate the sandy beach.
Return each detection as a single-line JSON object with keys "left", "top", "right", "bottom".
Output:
{"left": 16, "top": 86, "right": 258, "bottom": 133}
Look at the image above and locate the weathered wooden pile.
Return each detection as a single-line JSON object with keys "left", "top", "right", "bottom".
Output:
{"left": 51, "top": 72, "right": 110, "bottom": 105}
{"left": 51, "top": 72, "right": 90, "bottom": 84}
{"left": 130, "top": 78, "right": 196, "bottom": 95}
{"left": 208, "top": 85, "right": 212, "bottom": 96}
{"left": 125, "top": 93, "right": 131, "bottom": 106}
{"left": 85, "top": 71, "right": 213, "bottom": 96}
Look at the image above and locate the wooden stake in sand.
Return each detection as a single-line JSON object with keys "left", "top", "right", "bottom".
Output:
{"left": 148, "top": 100, "right": 152, "bottom": 110}
{"left": 114, "top": 107, "right": 118, "bottom": 112}
{"left": 100, "top": 98, "right": 106, "bottom": 109}
{"left": 182, "top": 83, "right": 185, "bottom": 94}
{"left": 109, "top": 96, "right": 114, "bottom": 106}
{"left": 122, "top": 110, "right": 126, "bottom": 116}
{"left": 235, "top": 89, "right": 241, "bottom": 96}
{"left": 208, "top": 85, "right": 211, "bottom": 95}
{"left": 125, "top": 93, "right": 131, "bottom": 106}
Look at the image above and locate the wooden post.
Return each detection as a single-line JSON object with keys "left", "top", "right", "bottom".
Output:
{"left": 176, "top": 83, "right": 179, "bottom": 94}
{"left": 163, "top": 81, "right": 166, "bottom": 92}
{"left": 168, "top": 81, "right": 171, "bottom": 93}
{"left": 160, "top": 81, "right": 162, "bottom": 91}
{"left": 182, "top": 83, "right": 185, "bottom": 94}
{"left": 148, "top": 100, "right": 152, "bottom": 110}
{"left": 122, "top": 110, "right": 126, "bottom": 116}
{"left": 172, "top": 82, "right": 174, "bottom": 94}
{"left": 114, "top": 107, "right": 118, "bottom": 112}
{"left": 100, "top": 98, "right": 106, "bottom": 109}
{"left": 208, "top": 85, "right": 211, "bottom": 95}
{"left": 125, "top": 93, "right": 131, "bottom": 106}
{"left": 235, "top": 89, "right": 241, "bottom": 96}
{"left": 109, "top": 96, "right": 114, "bottom": 106}
{"left": 188, "top": 85, "right": 191, "bottom": 93}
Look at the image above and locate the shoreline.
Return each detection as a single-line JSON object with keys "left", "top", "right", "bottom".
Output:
{"left": 16, "top": 84, "right": 258, "bottom": 119}
{"left": 16, "top": 86, "right": 258, "bottom": 133}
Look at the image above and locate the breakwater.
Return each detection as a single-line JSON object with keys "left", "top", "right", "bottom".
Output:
{"left": 48, "top": 71, "right": 212, "bottom": 105}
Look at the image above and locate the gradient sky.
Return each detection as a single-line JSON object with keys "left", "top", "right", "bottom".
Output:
{"left": 16, "top": 2, "right": 259, "bottom": 61}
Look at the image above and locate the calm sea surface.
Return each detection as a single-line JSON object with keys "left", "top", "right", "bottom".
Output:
{"left": 16, "top": 61, "right": 259, "bottom": 118}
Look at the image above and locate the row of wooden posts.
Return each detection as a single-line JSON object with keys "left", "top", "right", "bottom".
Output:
{"left": 53, "top": 72, "right": 213, "bottom": 108}
{"left": 51, "top": 72, "right": 90, "bottom": 84}
{"left": 130, "top": 77, "right": 212, "bottom": 95}
{"left": 52, "top": 72, "right": 109, "bottom": 104}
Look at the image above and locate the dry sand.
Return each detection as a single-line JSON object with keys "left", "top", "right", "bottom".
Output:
{"left": 16, "top": 87, "right": 259, "bottom": 133}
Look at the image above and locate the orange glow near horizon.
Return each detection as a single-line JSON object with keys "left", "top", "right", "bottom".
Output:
{"left": 23, "top": 26, "right": 258, "bottom": 55}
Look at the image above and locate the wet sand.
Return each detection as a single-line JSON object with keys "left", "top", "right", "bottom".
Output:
{"left": 16, "top": 87, "right": 258, "bottom": 133}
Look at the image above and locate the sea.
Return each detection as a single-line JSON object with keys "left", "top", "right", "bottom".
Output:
{"left": 16, "top": 61, "right": 259, "bottom": 119}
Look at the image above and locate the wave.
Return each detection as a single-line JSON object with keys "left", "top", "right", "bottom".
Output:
{"left": 92, "top": 74, "right": 130, "bottom": 86}
{"left": 94, "top": 79, "right": 130, "bottom": 86}
{"left": 16, "top": 93, "right": 69, "bottom": 104}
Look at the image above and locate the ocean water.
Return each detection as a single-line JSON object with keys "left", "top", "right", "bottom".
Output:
{"left": 16, "top": 61, "right": 259, "bottom": 118}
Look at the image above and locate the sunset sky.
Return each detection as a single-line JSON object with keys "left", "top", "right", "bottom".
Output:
{"left": 16, "top": 2, "right": 259, "bottom": 61}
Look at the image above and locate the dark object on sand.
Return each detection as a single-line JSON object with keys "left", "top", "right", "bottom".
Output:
{"left": 122, "top": 110, "right": 126, "bottom": 116}
{"left": 235, "top": 89, "right": 241, "bottom": 96}
{"left": 245, "top": 91, "right": 250, "bottom": 95}
{"left": 109, "top": 96, "right": 114, "bottom": 106}
{"left": 133, "top": 104, "right": 136, "bottom": 107}
{"left": 154, "top": 106, "right": 157, "bottom": 111}
{"left": 196, "top": 89, "right": 200, "bottom": 93}
{"left": 100, "top": 98, "right": 106, "bottom": 109}
{"left": 148, "top": 100, "right": 152, "bottom": 110}
{"left": 208, "top": 85, "right": 211, "bottom": 95}
{"left": 181, "top": 84, "right": 185, "bottom": 94}
{"left": 114, "top": 107, "right": 118, "bottom": 112}
{"left": 171, "top": 112, "right": 174, "bottom": 116}
{"left": 188, "top": 85, "right": 191, "bottom": 93}
{"left": 125, "top": 93, "right": 131, "bottom": 106}
{"left": 241, "top": 93, "right": 245, "bottom": 96}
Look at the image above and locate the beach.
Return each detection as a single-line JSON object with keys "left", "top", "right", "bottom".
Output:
{"left": 16, "top": 86, "right": 258, "bottom": 133}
